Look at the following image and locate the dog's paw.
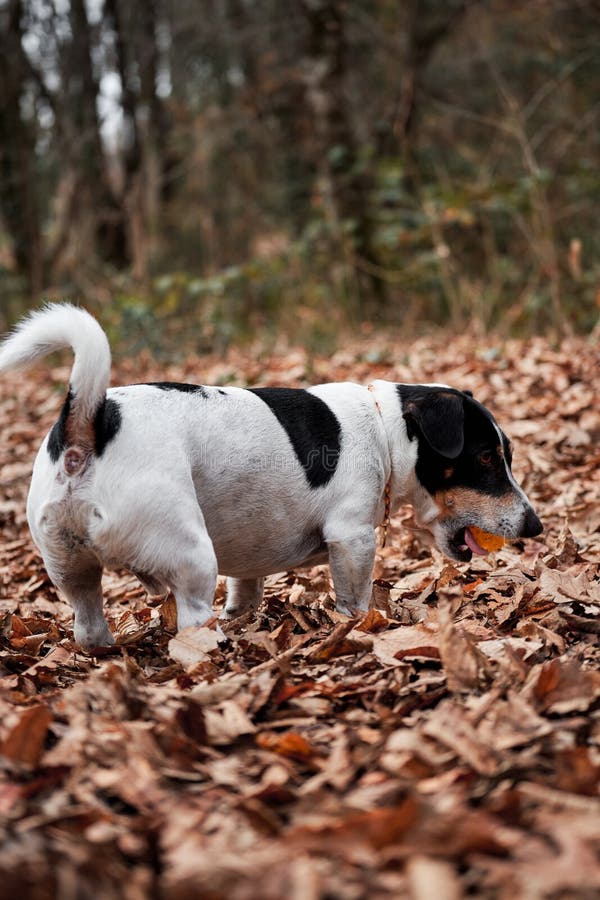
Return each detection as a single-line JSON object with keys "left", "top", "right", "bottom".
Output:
{"left": 220, "top": 606, "right": 240, "bottom": 620}
{"left": 74, "top": 623, "right": 115, "bottom": 649}
{"left": 335, "top": 603, "right": 369, "bottom": 619}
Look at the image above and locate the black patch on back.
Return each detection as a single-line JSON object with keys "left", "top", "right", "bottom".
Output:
{"left": 94, "top": 398, "right": 121, "bottom": 456}
{"left": 248, "top": 387, "right": 341, "bottom": 488}
{"left": 397, "top": 384, "right": 512, "bottom": 497}
{"left": 144, "top": 381, "right": 208, "bottom": 397}
{"left": 47, "top": 389, "right": 72, "bottom": 462}
{"left": 47, "top": 389, "right": 121, "bottom": 461}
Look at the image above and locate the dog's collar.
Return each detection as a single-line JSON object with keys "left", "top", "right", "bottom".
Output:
{"left": 367, "top": 383, "right": 392, "bottom": 547}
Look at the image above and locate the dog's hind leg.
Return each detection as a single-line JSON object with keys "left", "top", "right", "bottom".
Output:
{"left": 168, "top": 531, "right": 218, "bottom": 629}
{"left": 130, "top": 527, "right": 218, "bottom": 630}
{"left": 92, "top": 480, "right": 219, "bottom": 633}
{"left": 49, "top": 559, "right": 114, "bottom": 648}
{"left": 222, "top": 577, "right": 264, "bottom": 619}
{"left": 137, "top": 498, "right": 218, "bottom": 630}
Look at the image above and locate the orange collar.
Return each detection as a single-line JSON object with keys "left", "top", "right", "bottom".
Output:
{"left": 367, "top": 384, "right": 392, "bottom": 547}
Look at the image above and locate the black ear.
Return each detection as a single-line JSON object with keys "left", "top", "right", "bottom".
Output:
{"left": 463, "top": 389, "right": 473, "bottom": 398}
{"left": 404, "top": 391, "right": 465, "bottom": 458}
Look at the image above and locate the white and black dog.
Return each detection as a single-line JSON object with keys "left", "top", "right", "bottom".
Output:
{"left": 0, "top": 305, "right": 541, "bottom": 648}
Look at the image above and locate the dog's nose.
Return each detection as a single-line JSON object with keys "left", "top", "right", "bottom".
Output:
{"left": 521, "top": 506, "right": 543, "bottom": 538}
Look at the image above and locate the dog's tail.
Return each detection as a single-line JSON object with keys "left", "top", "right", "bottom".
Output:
{"left": 0, "top": 304, "right": 111, "bottom": 447}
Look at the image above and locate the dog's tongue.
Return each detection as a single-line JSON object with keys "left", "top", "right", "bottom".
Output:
{"left": 464, "top": 527, "right": 489, "bottom": 557}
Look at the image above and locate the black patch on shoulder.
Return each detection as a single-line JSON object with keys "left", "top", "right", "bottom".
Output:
{"left": 144, "top": 381, "right": 208, "bottom": 397}
{"left": 47, "top": 389, "right": 121, "bottom": 461}
{"left": 94, "top": 397, "right": 121, "bottom": 456}
{"left": 248, "top": 387, "right": 341, "bottom": 488}
{"left": 47, "top": 389, "right": 72, "bottom": 462}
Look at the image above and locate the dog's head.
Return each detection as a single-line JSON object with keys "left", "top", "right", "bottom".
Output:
{"left": 398, "top": 385, "right": 542, "bottom": 562}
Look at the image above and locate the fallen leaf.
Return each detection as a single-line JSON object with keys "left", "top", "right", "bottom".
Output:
{"left": 438, "top": 600, "right": 483, "bottom": 692}
{"left": 372, "top": 624, "right": 439, "bottom": 665}
{"left": 406, "top": 856, "right": 461, "bottom": 900}
{"left": 1, "top": 704, "right": 52, "bottom": 767}
{"left": 307, "top": 621, "right": 372, "bottom": 661}
{"left": 168, "top": 626, "right": 220, "bottom": 670}
{"left": 422, "top": 701, "right": 501, "bottom": 776}
{"left": 257, "top": 731, "right": 318, "bottom": 761}
{"left": 204, "top": 701, "right": 256, "bottom": 744}
{"left": 356, "top": 607, "right": 390, "bottom": 633}
{"left": 528, "top": 659, "right": 600, "bottom": 714}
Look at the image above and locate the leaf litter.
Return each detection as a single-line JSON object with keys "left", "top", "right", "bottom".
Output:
{"left": 0, "top": 332, "right": 599, "bottom": 898}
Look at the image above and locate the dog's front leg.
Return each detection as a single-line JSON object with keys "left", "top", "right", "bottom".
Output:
{"left": 50, "top": 562, "right": 114, "bottom": 648}
{"left": 326, "top": 527, "right": 376, "bottom": 616}
{"left": 222, "top": 577, "right": 264, "bottom": 619}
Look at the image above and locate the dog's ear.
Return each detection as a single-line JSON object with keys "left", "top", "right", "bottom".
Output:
{"left": 462, "top": 389, "right": 473, "bottom": 398}
{"left": 404, "top": 391, "right": 465, "bottom": 458}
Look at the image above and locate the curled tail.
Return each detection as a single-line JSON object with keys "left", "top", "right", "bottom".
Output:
{"left": 0, "top": 304, "right": 111, "bottom": 459}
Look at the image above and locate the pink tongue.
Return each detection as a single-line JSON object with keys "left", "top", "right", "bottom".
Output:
{"left": 464, "top": 527, "right": 489, "bottom": 557}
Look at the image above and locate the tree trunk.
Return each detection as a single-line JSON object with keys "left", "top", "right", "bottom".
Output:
{"left": 300, "top": 0, "right": 383, "bottom": 304}
{"left": 68, "top": 0, "right": 129, "bottom": 267}
{"left": 0, "top": 0, "right": 43, "bottom": 296}
{"left": 379, "top": 1, "right": 478, "bottom": 161}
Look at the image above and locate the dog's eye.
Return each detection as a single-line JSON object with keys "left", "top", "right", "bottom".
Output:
{"left": 479, "top": 450, "right": 493, "bottom": 465}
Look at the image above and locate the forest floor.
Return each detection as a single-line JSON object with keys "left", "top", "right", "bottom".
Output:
{"left": 0, "top": 331, "right": 599, "bottom": 899}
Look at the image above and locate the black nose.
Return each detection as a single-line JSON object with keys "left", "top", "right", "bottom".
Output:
{"left": 521, "top": 507, "right": 543, "bottom": 538}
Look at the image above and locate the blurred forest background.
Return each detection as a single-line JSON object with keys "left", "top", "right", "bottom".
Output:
{"left": 1, "top": 0, "right": 599, "bottom": 351}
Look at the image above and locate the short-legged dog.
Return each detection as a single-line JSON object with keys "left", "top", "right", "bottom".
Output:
{"left": 0, "top": 305, "right": 542, "bottom": 647}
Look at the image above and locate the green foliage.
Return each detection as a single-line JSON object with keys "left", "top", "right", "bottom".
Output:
{"left": 1, "top": 0, "right": 599, "bottom": 345}
{"left": 75, "top": 252, "right": 338, "bottom": 358}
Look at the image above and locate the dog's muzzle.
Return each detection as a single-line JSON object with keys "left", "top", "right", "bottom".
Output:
{"left": 520, "top": 506, "right": 543, "bottom": 538}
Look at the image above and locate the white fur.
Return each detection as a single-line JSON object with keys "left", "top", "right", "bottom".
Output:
{"left": 0, "top": 305, "right": 538, "bottom": 647}
{"left": 0, "top": 304, "right": 110, "bottom": 421}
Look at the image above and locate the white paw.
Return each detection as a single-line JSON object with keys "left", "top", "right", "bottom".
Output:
{"left": 221, "top": 605, "right": 242, "bottom": 620}
{"left": 74, "top": 624, "right": 115, "bottom": 649}
{"left": 335, "top": 602, "right": 354, "bottom": 617}
{"left": 176, "top": 608, "right": 213, "bottom": 630}
{"left": 335, "top": 604, "right": 368, "bottom": 618}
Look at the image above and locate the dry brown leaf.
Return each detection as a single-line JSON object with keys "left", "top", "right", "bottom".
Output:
{"left": 168, "top": 626, "right": 220, "bottom": 670}
{"left": 257, "top": 731, "right": 318, "bottom": 761}
{"left": 372, "top": 623, "right": 439, "bottom": 665}
{"left": 356, "top": 607, "right": 390, "bottom": 633}
{"left": 406, "top": 856, "right": 461, "bottom": 900}
{"left": 438, "top": 599, "right": 484, "bottom": 692}
{"left": 528, "top": 658, "right": 600, "bottom": 714}
{"left": 0, "top": 333, "right": 598, "bottom": 897}
{"left": 159, "top": 594, "right": 178, "bottom": 632}
{"left": 474, "top": 691, "right": 553, "bottom": 751}
{"left": 1, "top": 704, "right": 52, "bottom": 767}
{"left": 290, "top": 796, "right": 420, "bottom": 855}
{"left": 204, "top": 701, "right": 257, "bottom": 744}
{"left": 422, "top": 701, "right": 501, "bottom": 776}
{"left": 539, "top": 564, "right": 599, "bottom": 604}
{"left": 307, "top": 621, "right": 372, "bottom": 661}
